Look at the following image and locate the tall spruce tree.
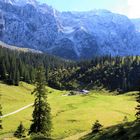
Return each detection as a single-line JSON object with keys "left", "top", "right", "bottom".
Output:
{"left": 135, "top": 89, "right": 140, "bottom": 121}
{"left": 0, "top": 94, "right": 2, "bottom": 130}
{"left": 29, "top": 66, "right": 52, "bottom": 137}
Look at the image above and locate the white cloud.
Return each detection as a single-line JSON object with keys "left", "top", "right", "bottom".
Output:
{"left": 127, "top": 0, "right": 140, "bottom": 18}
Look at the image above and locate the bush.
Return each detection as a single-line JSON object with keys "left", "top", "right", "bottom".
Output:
{"left": 91, "top": 120, "right": 103, "bottom": 134}
{"left": 14, "top": 122, "right": 26, "bottom": 138}
{"left": 69, "top": 91, "right": 76, "bottom": 95}
{"left": 123, "top": 116, "right": 128, "bottom": 123}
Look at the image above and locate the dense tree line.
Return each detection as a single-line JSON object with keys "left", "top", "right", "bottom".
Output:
{"left": 0, "top": 46, "right": 140, "bottom": 93}
{"left": 48, "top": 56, "right": 140, "bottom": 93}
{"left": 0, "top": 46, "right": 74, "bottom": 86}
{"left": 77, "top": 56, "right": 140, "bottom": 92}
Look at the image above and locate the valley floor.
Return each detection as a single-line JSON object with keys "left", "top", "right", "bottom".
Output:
{"left": 0, "top": 82, "right": 137, "bottom": 139}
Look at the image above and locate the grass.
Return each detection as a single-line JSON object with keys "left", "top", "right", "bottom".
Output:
{"left": 81, "top": 121, "right": 140, "bottom": 140}
{"left": 0, "top": 82, "right": 138, "bottom": 139}
{"left": 0, "top": 82, "right": 34, "bottom": 114}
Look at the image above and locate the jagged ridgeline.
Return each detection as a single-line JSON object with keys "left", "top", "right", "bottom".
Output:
{"left": 0, "top": 46, "right": 140, "bottom": 93}
{"left": 0, "top": 0, "right": 140, "bottom": 60}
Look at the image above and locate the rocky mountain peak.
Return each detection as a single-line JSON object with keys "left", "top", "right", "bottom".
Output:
{"left": 0, "top": 10, "right": 4, "bottom": 37}
{"left": 0, "top": 0, "right": 38, "bottom": 6}
{"left": 0, "top": 0, "right": 140, "bottom": 60}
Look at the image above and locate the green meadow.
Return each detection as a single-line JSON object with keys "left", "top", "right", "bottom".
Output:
{"left": 0, "top": 82, "right": 137, "bottom": 139}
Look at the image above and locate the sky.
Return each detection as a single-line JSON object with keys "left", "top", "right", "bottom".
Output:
{"left": 39, "top": 0, "right": 140, "bottom": 18}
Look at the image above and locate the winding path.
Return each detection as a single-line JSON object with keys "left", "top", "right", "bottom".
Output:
{"left": 0, "top": 103, "right": 33, "bottom": 118}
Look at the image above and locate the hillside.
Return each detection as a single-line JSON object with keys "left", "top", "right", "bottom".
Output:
{"left": 81, "top": 121, "right": 140, "bottom": 140}
{"left": 0, "top": 46, "right": 139, "bottom": 93}
{"left": 0, "top": 82, "right": 137, "bottom": 139}
{"left": 0, "top": 41, "right": 42, "bottom": 53}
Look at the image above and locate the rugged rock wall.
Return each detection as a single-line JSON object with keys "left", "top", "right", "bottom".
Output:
{"left": 0, "top": 0, "right": 140, "bottom": 59}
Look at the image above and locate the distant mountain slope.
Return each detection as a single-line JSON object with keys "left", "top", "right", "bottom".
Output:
{"left": 132, "top": 18, "right": 140, "bottom": 32}
{"left": 0, "top": 10, "right": 4, "bottom": 37}
{"left": 0, "top": 0, "right": 140, "bottom": 59}
{"left": 0, "top": 40, "right": 42, "bottom": 53}
{"left": 0, "top": 0, "right": 38, "bottom": 6}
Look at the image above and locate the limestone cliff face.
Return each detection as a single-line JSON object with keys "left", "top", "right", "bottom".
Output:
{"left": 0, "top": 0, "right": 140, "bottom": 60}
{"left": 0, "top": 11, "right": 5, "bottom": 37}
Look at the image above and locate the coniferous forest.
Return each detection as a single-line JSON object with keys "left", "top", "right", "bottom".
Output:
{"left": 0, "top": 46, "right": 74, "bottom": 86}
{"left": 0, "top": 46, "right": 140, "bottom": 93}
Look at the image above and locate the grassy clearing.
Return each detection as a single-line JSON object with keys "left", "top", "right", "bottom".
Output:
{"left": 0, "top": 82, "right": 137, "bottom": 139}
{"left": 0, "top": 82, "right": 34, "bottom": 114}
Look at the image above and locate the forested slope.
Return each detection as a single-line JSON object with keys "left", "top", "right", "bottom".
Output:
{"left": 0, "top": 46, "right": 140, "bottom": 93}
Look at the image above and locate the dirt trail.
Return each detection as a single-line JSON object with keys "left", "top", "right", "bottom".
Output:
{"left": 0, "top": 103, "right": 33, "bottom": 118}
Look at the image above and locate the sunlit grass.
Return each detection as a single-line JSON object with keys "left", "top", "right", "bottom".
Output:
{"left": 0, "top": 82, "right": 137, "bottom": 139}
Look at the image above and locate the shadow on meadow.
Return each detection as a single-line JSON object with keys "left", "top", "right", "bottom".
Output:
{"left": 80, "top": 121, "right": 140, "bottom": 140}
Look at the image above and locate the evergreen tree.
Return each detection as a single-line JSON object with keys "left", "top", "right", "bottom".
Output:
{"left": 1, "top": 60, "right": 7, "bottom": 79}
{"left": 15, "top": 70, "right": 20, "bottom": 86}
{"left": 0, "top": 93, "right": 2, "bottom": 130}
{"left": 29, "top": 66, "right": 52, "bottom": 137}
{"left": 91, "top": 120, "right": 103, "bottom": 133}
{"left": 14, "top": 122, "right": 26, "bottom": 138}
{"left": 0, "top": 104, "right": 2, "bottom": 130}
{"left": 0, "top": 105, "right": 2, "bottom": 130}
{"left": 135, "top": 90, "right": 140, "bottom": 121}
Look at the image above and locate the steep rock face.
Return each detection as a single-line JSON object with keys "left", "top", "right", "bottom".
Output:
{"left": 0, "top": 0, "right": 140, "bottom": 60}
{"left": 0, "top": 1, "right": 59, "bottom": 50}
{"left": 51, "top": 38, "right": 78, "bottom": 59}
{"left": 0, "top": 0, "right": 38, "bottom": 6}
{"left": 132, "top": 19, "right": 140, "bottom": 32}
{"left": 60, "top": 10, "right": 140, "bottom": 56}
{"left": 0, "top": 11, "right": 5, "bottom": 37}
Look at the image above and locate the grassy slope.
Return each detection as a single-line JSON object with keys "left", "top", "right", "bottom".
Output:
{"left": 0, "top": 82, "right": 34, "bottom": 114}
{"left": 0, "top": 82, "right": 137, "bottom": 139}
{"left": 81, "top": 121, "right": 140, "bottom": 140}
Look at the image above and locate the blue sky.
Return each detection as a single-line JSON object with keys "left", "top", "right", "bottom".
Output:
{"left": 39, "top": 0, "right": 140, "bottom": 18}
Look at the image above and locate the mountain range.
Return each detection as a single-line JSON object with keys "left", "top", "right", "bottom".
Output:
{"left": 0, "top": 0, "right": 140, "bottom": 59}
